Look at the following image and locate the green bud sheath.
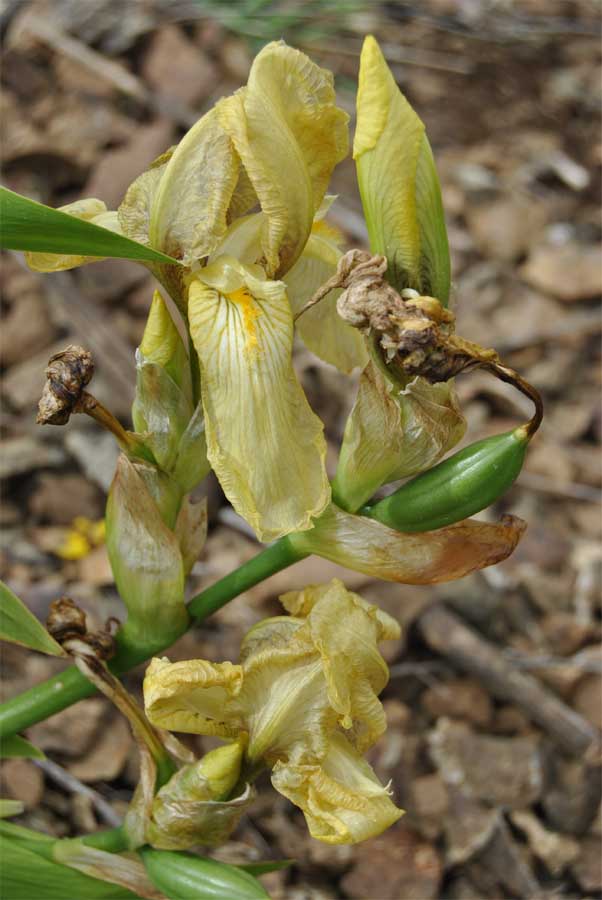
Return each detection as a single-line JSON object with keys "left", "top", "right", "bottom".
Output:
{"left": 364, "top": 426, "right": 530, "bottom": 533}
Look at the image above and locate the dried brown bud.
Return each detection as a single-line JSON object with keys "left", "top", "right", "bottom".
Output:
{"left": 47, "top": 596, "right": 115, "bottom": 660}
{"left": 37, "top": 346, "right": 94, "bottom": 425}
{"left": 332, "top": 251, "right": 499, "bottom": 383}
{"left": 47, "top": 596, "right": 87, "bottom": 643}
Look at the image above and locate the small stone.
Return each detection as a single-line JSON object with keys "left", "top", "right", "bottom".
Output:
{"left": 0, "top": 436, "right": 65, "bottom": 480}
{"left": 510, "top": 809, "right": 580, "bottom": 875}
{"left": 65, "top": 428, "right": 119, "bottom": 493}
{"left": 141, "top": 25, "right": 218, "bottom": 106}
{"left": 28, "top": 473, "right": 102, "bottom": 524}
{"left": 428, "top": 719, "right": 543, "bottom": 808}
{"left": 28, "top": 698, "right": 107, "bottom": 757}
{"left": 340, "top": 824, "right": 442, "bottom": 900}
{"left": 83, "top": 118, "right": 174, "bottom": 211}
{"left": 443, "top": 789, "right": 500, "bottom": 865}
{"left": 0, "top": 758, "right": 44, "bottom": 808}
{"left": 467, "top": 196, "right": 547, "bottom": 262}
{"left": 571, "top": 836, "right": 602, "bottom": 892}
{"left": 409, "top": 773, "right": 449, "bottom": 839}
{"left": 541, "top": 757, "right": 601, "bottom": 835}
{"left": 1, "top": 291, "right": 55, "bottom": 369}
{"left": 421, "top": 677, "right": 493, "bottom": 727}
{"left": 520, "top": 241, "right": 602, "bottom": 302}
{"left": 572, "top": 674, "right": 602, "bottom": 730}
{"left": 67, "top": 714, "right": 131, "bottom": 782}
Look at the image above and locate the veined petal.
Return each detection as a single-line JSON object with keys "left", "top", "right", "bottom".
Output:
{"left": 272, "top": 732, "right": 403, "bottom": 844}
{"left": 239, "top": 642, "right": 335, "bottom": 765}
{"left": 289, "top": 503, "right": 526, "bottom": 584}
{"left": 333, "top": 361, "right": 466, "bottom": 511}
{"left": 218, "top": 41, "right": 349, "bottom": 277}
{"left": 24, "top": 199, "right": 121, "bottom": 272}
{"left": 354, "top": 36, "right": 450, "bottom": 303}
{"left": 189, "top": 259, "right": 330, "bottom": 542}
{"left": 144, "top": 657, "right": 243, "bottom": 738}
{"left": 285, "top": 223, "right": 368, "bottom": 373}
{"left": 150, "top": 108, "right": 240, "bottom": 264}
{"left": 118, "top": 148, "right": 173, "bottom": 246}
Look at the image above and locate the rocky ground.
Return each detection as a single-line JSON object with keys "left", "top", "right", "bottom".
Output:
{"left": 1, "top": 2, "right": 601, "bottom": 898}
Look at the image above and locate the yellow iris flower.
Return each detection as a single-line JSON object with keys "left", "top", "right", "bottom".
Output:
{"left": 143, "top": 579, "right": 403, "bottom": 845}
{"left": 25, "top": 41, "right": 360, "bottom": 542}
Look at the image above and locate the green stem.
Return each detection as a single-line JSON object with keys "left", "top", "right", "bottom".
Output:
{"left": 80, "top": 826, "right": 130, "bottom": 853}
{"left": 0, "top": 537, "right": 305, "bottom": 738}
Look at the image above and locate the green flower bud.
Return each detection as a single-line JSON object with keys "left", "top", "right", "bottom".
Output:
{"left": 106, "top": 455, "right": 188, "bottom": 648}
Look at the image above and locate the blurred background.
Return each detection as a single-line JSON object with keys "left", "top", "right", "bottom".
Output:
{"left": 1, "top": 1, "right": 601, "bottom": 897}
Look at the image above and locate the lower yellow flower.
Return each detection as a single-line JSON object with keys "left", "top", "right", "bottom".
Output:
{"left": 143, "top": 579, "right": 403, "bottom": 844}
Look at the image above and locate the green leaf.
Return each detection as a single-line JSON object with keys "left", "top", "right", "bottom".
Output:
{"left": 0, "top": 835, "right": 140, "bottom": 899}
{"left": 1, "top": 734, "right": 45, "bottom": 760}
{"left": 0, "top": 187, "right": 180, "bottom": 267}
{"left": 0, "top": 800, "right": 24, "bottom": 819}
{"left": 141, "top": 847, "right": 269, "bottom": 900}
{"left": 0, "top": 581, "right": 66, "bottom": 657}
{"left": 354, "top": 36, "right": 451, "bottom": 305}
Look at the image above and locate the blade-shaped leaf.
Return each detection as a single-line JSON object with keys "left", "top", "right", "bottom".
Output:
{"left": 0, "top": 800, "right": 24, "bottom": 818}
{"left": 0, "top": 581, "right": 66, "bottom": 656}
{"left": 354, "top": 36, "right": 451, "bottom": 305}
{"left": 0, "top": 187, "right": 179, "bottom": 266}
{"left": 1, "top": 734, "right": 45, "bottom": 760}
{"left": 141, "top": 847, "right": 269, "bottom": 900}
{"left": 1, "top": 835, "right": 140, "bottom": 900}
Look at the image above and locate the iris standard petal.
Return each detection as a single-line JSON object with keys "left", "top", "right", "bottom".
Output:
{"left": 149, "top": 108, "right": 240, "bottom": 264}
{"left": 272, "top": 732, "right": 403, "bottom": 844}
{"left": 218, "top": 41, "right": 348, "bottom": 278}
{"left": 289, "top": 503, "right": 526, "bottom": 584}
{"left": 354, "top": 35, "right": 450, "bottom": 303}
{"left": 143, "top": 657, "right": 244, "bottom": 738}
{"left": 188, "top": 259, "right": 330, "bottom": 542}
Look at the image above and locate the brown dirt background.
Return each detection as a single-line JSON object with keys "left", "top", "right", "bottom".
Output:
{"left": 1, "top": 1, "right": 601, "bottom": 898}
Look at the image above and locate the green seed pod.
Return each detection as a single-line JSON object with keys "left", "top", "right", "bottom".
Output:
{"left": 364, "top": 426, "right": 530, "bottom": 533}
{"left": 140, "top": 847, "right": 268, "bottom": 899}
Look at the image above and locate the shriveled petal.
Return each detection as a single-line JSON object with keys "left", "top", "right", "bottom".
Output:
{"left": 24, "top": 199, "right": 122, "bottom": 272}
{"left": 189, "top": 258, "right": 330, "bottom": 542}
{"left": 272, "top": 732, "right": 403, "bottom": 844}
{"left": 144, "top": 657, "right": 243, "bottom": 738}
{"left": 280, "top": 579, "right": 400, "bottom": 641}
{"left": 218, "top": 41, "right": 349, "bottom": 277}
{"left": 354, "top": 36, "right": 450, "bottom": 303}
{"left": 285, "top": 222, "right": 368, "bottom": 373}
{"left": 150, "top": 108, "right": 240, "bottom": 264}
{"left": 333, "top": 361, "right": 466, "bottom": 511}
{"left": 289, "top": 504, "right": 526, "bottom": 584}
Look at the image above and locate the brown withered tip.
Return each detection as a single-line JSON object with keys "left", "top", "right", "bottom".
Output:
{"left": 47, "top": 596, "right": 116, "bottom": 661}
{"left": 37, "top": 345, "right": 94, "bottom": 426}
{"left": 47, "top": 596, "right": 87, "bottom": 643}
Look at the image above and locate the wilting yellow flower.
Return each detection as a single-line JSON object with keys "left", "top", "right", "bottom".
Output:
{"left": 144, "top": 579, "right": 403, "bottom": 844}
{"left": 26, "top": 40, "right": 356, "bottom": 542}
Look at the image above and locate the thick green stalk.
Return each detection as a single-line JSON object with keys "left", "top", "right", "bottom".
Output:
{"left": 0, "top": 537, "right": 305, "bottom": 738}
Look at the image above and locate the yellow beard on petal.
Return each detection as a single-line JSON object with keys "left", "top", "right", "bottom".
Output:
{"left": 227, "top": 287, "right": 262, "bottom": 355}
